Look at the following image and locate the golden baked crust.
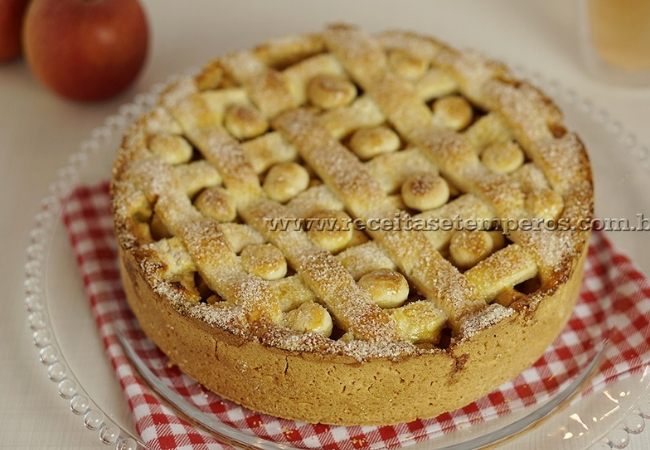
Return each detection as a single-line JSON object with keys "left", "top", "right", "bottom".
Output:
{"left": 111, "top": 24, "right": 593, "bottom": 425}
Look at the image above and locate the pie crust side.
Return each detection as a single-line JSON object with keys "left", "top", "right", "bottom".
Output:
{"left": 119, "top": 246, "right": 586, "bottom": 425}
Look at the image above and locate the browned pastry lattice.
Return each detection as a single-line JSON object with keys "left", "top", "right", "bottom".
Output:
{"left": 111, "top": 24, "right": 593, "bottom": 425}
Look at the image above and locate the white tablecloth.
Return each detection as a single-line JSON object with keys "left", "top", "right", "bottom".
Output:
{"left": 2, "top": 1, "right": 649, "bottom": 448}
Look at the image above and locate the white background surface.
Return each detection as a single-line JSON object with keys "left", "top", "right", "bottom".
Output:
{"left": 1, "top": 0, "right": 650, "bottom": 448}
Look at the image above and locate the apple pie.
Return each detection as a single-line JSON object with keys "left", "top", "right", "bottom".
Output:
{"left": 111, "top": 24, "right": 593, "bottom": 425}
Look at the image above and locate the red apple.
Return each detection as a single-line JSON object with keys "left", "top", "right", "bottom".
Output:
{"left": 23, "top": 0, "right": 149, "bottom": 102}
{"left": 0, "top": 0, "right": 31, "bottom": 62}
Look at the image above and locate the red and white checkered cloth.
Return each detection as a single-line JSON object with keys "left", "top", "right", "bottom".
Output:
{"left": 63, "top": 182, "right": 650, "bottom": 450}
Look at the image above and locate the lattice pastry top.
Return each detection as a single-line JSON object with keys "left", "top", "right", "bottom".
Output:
{"left": 111, "top": 25, "right": 593, "bottom": 424}
{"left": 112, "top": 23, "right": 592, "bottom": 360}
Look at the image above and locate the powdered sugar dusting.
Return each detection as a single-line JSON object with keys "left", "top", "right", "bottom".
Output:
{"left": 460, "top": 303, "right": 514, "bottom": 339}
{"left": 534, "top": 132, "right": 591, "bottom": 194}
{"left": 482, "top": 79, "right": 553, "bottom": 147}
{"left": 377, "top": 30, "right": 442, "bottom": 60}
{"left": 433, "top": 47, "right": 503, "bottom": 102}
{"left": 111, "top": 24, "right": 592, "bottom": 363}
{"left": 159, "top": 77, "right": 198, "bottom": 109}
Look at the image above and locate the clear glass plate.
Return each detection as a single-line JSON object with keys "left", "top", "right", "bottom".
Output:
{"left": 23, "top": 67, "right": 650, "bottom": 450}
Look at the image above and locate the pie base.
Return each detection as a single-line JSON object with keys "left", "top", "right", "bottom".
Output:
{"left": 119, "top": 244, "right": 587, "bottom": 426}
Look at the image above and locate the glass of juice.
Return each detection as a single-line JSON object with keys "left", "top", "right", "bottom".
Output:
{"left": 578, "top": 0, "right": 650, "bottom": 86}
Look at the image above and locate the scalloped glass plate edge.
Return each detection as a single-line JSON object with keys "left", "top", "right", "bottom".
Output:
{"left": 21, "top": 73, "right": 195, "bottom": 450}
{"left": 25, "top": 156, "right": 147, "bottom": 450}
